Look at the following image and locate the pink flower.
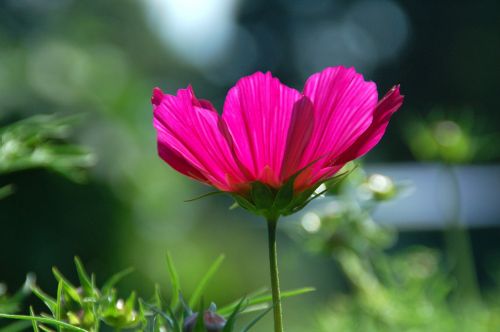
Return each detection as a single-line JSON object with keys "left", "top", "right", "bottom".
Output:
{"left": 152, "top": 66, "right": 403, "bottom": 213}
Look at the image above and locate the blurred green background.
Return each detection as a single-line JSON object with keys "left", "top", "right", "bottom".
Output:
{"left": 1, "top": 0, "right": 500, "bottom": 331}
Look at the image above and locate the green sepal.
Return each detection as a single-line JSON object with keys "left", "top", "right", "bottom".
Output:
{"left": 272, "top": 175, "right": 295, "bottom": 212}
{"left": 250, "top": 182, "right": 274, "bottom": 210}
{"left": 232, "top": 195, "right": 256, "bottom": 211}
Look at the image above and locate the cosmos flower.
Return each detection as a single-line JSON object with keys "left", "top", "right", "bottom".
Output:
{"left": 152, "top": 66, "right": 403, "bottom": 217}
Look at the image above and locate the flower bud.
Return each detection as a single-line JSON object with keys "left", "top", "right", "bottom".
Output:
{"left": 183, "top": 310, "right": 226, "bottom": 332}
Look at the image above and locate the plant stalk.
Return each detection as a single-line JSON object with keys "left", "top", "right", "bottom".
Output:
{"left": 267, "top": 218, "right": 284, "bottom": 332}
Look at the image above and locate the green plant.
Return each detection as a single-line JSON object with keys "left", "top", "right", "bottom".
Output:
{"left": 0, "top": 255, "right": 313, "bottom": 332}
{"left": 0, "top": 114, "right": 95, "bottom": 199}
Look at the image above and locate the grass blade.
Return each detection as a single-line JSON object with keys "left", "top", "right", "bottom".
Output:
{"left": 166, "top": 252, "right": 181, "bottom": 310}
{"left": 52, "top": 268, "right": 80, "bottom": 303}
{"left": 31, "top": 286, "right": 56, "bottom": 314}
{"left": 30, "top": 307, "right": 40, "bottom": 332}
{"left": 0, "top": 314, "right": 88, "bottom": 332}
{"left": 189, "top": 255, "right": 225, "bottom": 308}
{"left": 222, "top": 297, "right": 245, "bottom": 332}
{"left": 55, "top": 280, "right": 63, "bottom": 332}
{"left": 218, "top": 287, "right": 314, "bottom": 316}
{"left": 193, "top": 299, "right": 205, "bottom": 332}
{"left": 73, "top": 257, "right": 93, "bottom": 297}
{"left": 240, "top": 306, "right": 272, "bottom": 332}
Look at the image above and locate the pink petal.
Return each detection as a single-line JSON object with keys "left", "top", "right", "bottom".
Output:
{"left": 336, "top": 85, "right": 404, "bottom": 164}
{"left": 152, "top": 87, "right": 164, "bottom": 107}
{"left": 280, "top": 96, "right": 315, "bottom": 180}
{"left": 222, "top": 72, "right": 302, "bottom": 188}
{"left": 157, "top": 142, "right": 209, "bottom": 183}
{"left": 300, "top": 66, "right": 378, "bottom": 170}
{"left": 187, "top": 85, "right": 218, "bottom": 112}
{"left": 153, "top": 87, "right": 247, "bottom": 191}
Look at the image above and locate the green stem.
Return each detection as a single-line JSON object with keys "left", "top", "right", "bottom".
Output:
{"left": 267, "top": 218, "right": 284, "bottom": 332}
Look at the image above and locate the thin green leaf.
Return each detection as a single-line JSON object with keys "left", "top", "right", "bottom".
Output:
{"left": 38, "top": 325, "right": 55, "bottom": 332}
{"left": 184, "top": 191, "right": 223, "bottom": 202}
{"left": 126, "top": 291, "right": 136, "bottom": 310}
{"left": 240, "top": 306, "right": 272, "bottom": 332}
{"left": 101, "top": 267, "right": 134, "bottom": 295}
{"left": 166, "top": 252, "right": 181, "bottom": 310}
{"left": 0, "top": 314, "right": 88, "bottom": 332}
{"left": 189, "top": 255, "right": 225, "bottom": 308}
{"left": 218, "top": 287, "right": 314, "bottom": 316}
{"left": 73, "top": 257, "right": 93, "bottom": 297}
{"left": 231, "top": 195, "right": 256, "bottom": 211}
{"left": 153, "top": 284, "right": 162, "bottom": 309}
{"left": 222, "top": 297, "right": 246, "bottom": 332}
{"left": 179, "top": 293, "right": 192, "bottom": 316}
{"left": 52, "top": 267, "right": 80, "bottom": 303}
{"left": 31, "top": 286, "right": 56, "bottom": 314}
{"left": 30, "top": 307, "right": 40, "bottom": 332}
{"left": 165, "top": 306, "right": 181, "bottom": 332}
{"left": 55, "top": 280, "right": 63, "bottom": 332}
{"left": 193, "top": 299, "right": 205, "bottom": 332}
{"left": 140, "top": 300, "right": 173, "bottom": 328}
{"left": 238, "top": 303, "right": 270, "bottom": 315}
{"left": 52, "top": 267, "right": 74, "bottom": 289}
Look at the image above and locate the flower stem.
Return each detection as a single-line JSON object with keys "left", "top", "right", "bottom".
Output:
{"left": 267, "top": 217, "right": 284, "bottom": 332}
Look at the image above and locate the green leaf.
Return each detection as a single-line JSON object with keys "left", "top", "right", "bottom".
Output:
{"left": 31, "top": 286, "right": 56, "bottom": 314}
{"left": 222, "top": 297, "right": 246, "bottom": 332}
{"left": 179, "top": 293, "right": 192, "bottom": 316}
{"left": 30, "top": 307, "right": 40, "bottom": 332}
{"left": 194, "top": 299, "right": 205, "bottom": 332}
{"left": 165, "top": 306, "right": 181, "bottom": 332}
{"left": 189, "top": 255, "right": 225, "bottom": 308}
{"left": 73, "top": 257, "right": 94, "bottom": 297}
{"left": 125, "top": 291, "right": 136, "bottom": 311}
{"left": 101, "top": 267, "right": 134, "bottom": 295}
{"left": 153, "top": 284, "right": 162, "bottom": 309}
{"left": 240, "top": 306, "right": 272, "bottom": 332}
{"left": 166, "top": 252, "right": 181, "bottom": 310}
{"left": 140, "top": 300, "right": 173, "bottom": 329}
{"left": 218, "top": 287, "right": 314, "bottom": 316}
{"left": 0, "top": 314, "right": 88, "bottom": 332}
{"left": 38, "top": 325, "right": 56, "bottom": 332}
{"left": 184, "top": 191, "right": 223, "bottom": 202}
{"left": 52, "top": 267, "right": 81, "bottom": 304}
{"left": 251, "top": 182, "right": 274, "bottom": 210}
{"left": 232, "top": 195, "right": 256, "bottom": 211}
{"left": 55, "top": 280, "right": 63, "bottom": 332}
